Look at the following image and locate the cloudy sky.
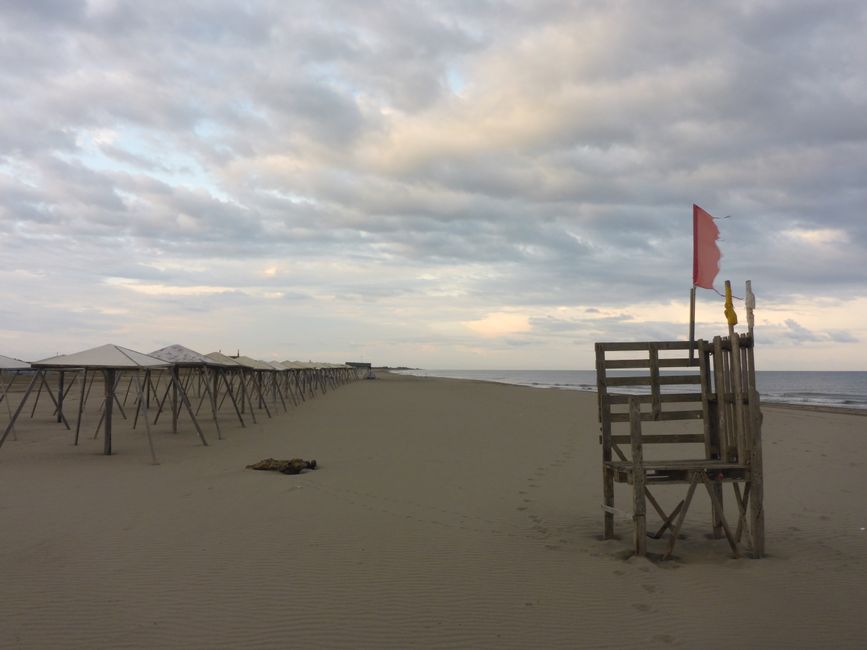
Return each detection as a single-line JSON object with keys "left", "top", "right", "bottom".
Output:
{"left": 2, "top": 0, "right": 865, "bottom": 369}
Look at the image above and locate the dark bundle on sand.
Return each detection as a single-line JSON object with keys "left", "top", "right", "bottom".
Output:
{"left": 246, "top": 458, "right": 318, "bottom": 475}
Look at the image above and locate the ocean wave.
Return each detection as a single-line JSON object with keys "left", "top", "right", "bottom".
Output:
{"left": 395, "top": 369, "right": 867, "bottom": 411}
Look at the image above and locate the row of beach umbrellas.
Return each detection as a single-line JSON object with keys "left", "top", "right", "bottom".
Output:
{"left": 0, "top": 344, "right": 368, "bottom": 463}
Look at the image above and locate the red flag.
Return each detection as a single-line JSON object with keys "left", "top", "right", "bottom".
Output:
{"left": 693, "top": 204, "right": 720, "bottom": 289}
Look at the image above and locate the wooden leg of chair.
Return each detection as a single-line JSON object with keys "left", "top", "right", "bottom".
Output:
{"left": 664, "top": 472, "right": 699, "bottom": 560}
{"left": 628, "top": 398, "right": 646, "bottom": 556}
{"left": 652, "top": 499, "right": 684, "bottom": 539}
{"left": 733, "top": 482, "right": 751, "bottom": 544}
{"left": 633, "top": 471, "right": 647, "bottom": 556}
{"left": 711, "top": 481, "right": 724, "bottom": 539}
{"left": 701, "top": 473, "right": 739, "bottom": 558}
{"left": 603, "top": 467, "right": 615, "bottom": 539}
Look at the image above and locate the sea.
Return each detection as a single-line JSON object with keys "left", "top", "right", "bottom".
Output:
{"left": 393, "top": 369, "right": 867, "bottom": 411}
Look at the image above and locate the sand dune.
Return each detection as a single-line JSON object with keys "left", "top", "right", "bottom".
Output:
{"left": 1, "top": 371, "right": 865, "bottom": 648}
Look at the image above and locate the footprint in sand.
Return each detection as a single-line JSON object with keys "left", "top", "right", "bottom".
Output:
{"left": 652, "top": 633, "right": 676, "bottom": 644}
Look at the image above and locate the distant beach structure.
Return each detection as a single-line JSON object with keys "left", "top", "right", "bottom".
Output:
{"left": 346, "top": 361, "right": 375, "bottom": 379}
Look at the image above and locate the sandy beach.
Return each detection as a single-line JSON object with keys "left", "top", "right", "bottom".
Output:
{"left": 1, "top": 371, "right": 866, "bottom": 649}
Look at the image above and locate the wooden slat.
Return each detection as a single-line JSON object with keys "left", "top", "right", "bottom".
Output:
{"left": 603, "top": 357, "right": 695, "bottom": 369}
{"left": 629, "top": 398, "right": 647, "bottom": 556}
{"left": 657, "top": 358, "right": 697, "bottom": 368}
{"left": 649, "top": 346, "right": 661, "bottom": 419}
{"left": 597, "top": 341, "right": 695, "bottom": 351}
{"left": 658, "top": 375, "right": 702, "bottom": 385}
{"left": 605, "top": 433, "right": 706, "bottom": 444}
{"left": 606, "top": 458, "right": 746, "bottom": 470}
{"left": 609, "top": 410, "right": 704, "bottom": 423}
{"left": 605, "top": 376, "right": 651, "bottom": 386}
{"left": 603, "top": 375, "right": 700, "bottom": 386}
{"left": 607, "top": 392, "right": 702, "bottom": 404}
{"left": 604, "top": 359, "right": 650, "bottom": 369}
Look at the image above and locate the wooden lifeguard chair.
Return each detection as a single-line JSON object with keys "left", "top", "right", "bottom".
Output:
{"left": 595, "top": 283, "right": 764, "bottom": 559}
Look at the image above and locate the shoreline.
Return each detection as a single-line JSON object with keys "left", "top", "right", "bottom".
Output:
{"left": 388, "top": 369, "right": 867, "bottom": 416}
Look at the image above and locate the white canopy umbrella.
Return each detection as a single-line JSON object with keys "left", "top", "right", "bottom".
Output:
{"left": 2, "top": 344, "right": 169, "bottom": 462}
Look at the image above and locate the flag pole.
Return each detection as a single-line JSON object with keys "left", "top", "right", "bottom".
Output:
{"left": 745, "top": 280, "right": 755, "bottom": 339}
{"left": 689, "top": 284, "right": 696, "bottom": 364}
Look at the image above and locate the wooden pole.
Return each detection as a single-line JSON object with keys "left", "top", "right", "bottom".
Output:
{"left": 201, "top": 367, "right": 222, "bottom": 440}
{"left": 171, "top": 366, "right": 180, "bottom": 434}
{"left": 0, "top": 371, "right": 42, "bottom": 448}
{"left": 103, "top": 369, "right": 114, "bottom": 455}
{"left": 57, "top": 371, "right": 65, "bottom": 423}
{"left": 221, "top": 370, "right": 245, "bottom": 427}
{"left": 629, "top": 397, "right": 647, "bottom": 556}
{"left": 36, "top": 371, "right": 71, "bottom": 429}
{"left": 745, "top": 280, "right": 755, "bottom": 339}
{"left": 725, "top": 280, "right": 747, "bottom": 463}
{"left": 689, "top": 285, "right": 697, "bottom": 364}
{"left": 172, "top": 371, "right": 209, "bottom": 447}
{"left": 75, "top": 368, "right": 87, "bottom": 445}
{"left": 134, "top": 370, "right": 159, "bottom": 465}
{"left": 30, "top": 373, "right": 44, "bottom": 418}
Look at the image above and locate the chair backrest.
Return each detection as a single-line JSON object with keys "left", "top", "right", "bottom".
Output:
{"left": 595, "top": 340, "right": 717, "bottom": 463}
{"left": 707, "top": 333, "right": 760, "bottom": 465}
{"left": 596, "top": 336, "right": 760, "bottom": 465}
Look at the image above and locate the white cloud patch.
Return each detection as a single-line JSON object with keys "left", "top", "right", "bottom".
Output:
{"left": 463, "top": 312, "right": 532, "bottom": 338}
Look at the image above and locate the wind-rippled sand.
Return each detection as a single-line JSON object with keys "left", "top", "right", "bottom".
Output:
{"left": 2, "top": 372, "right": 865, "bottom": 648}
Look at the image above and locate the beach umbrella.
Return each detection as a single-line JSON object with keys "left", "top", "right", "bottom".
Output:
{"left": 1, "top": 345, "right": 169, "bottom": 463}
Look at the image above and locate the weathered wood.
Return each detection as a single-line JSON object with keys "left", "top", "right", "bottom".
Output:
{"left": 603, "top": 433, "right": 706, "bottom": 445}
{"left": 689, "top": 285, "right": 697, "bottom": 364}
{"left": 729, "top": 326, "right": 747, "bottom": 465}
{"left": 650, "top": 500, "right": 684, "bottom": 539}
{"left": 597, "top": 343, "right": 615, "bottom": 539}
{"left": 701, "top": 472, "right": 739, "bottom": 558}
{"left": 604, "top": 357, "right": 697, "bottom": 369}
{"left": 608, "top": 410, "right": 704, "bottom": 423}
{"left": 595, "top": 334, "right": 763, "bottom": 559}
{"left": 748, "top": 387, "right": 765, "bottom": 558}
{"left": 605, "top": 374, "right": 701, "bottom": 387}
{"left": 596, "top": 341, "right": 696, "bottom": 351}
{"left": 606, "top": 392, "right": 702, "bottom": 404}
{"left": 629, "top": 398, "right": 646, "bottom": 556}
{"left": 713, "top": 336, "right": 732, "bottom": 462}
{"left": 664, "top": 472, "right": 699, "bottom": 559}
{"left": 733, "top": 481, "right": 750, "bottom": 544}
{"left": 699, "top": 340, "right": 723, "bottom": 537}
{"left": 649, "top": 345, "right": 662, "bottom": 419}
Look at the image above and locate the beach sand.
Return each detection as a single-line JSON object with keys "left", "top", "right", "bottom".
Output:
{"left": 1, "top": 371, "right": 866, "bottom": 648}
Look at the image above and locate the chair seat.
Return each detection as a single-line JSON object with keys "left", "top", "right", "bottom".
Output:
{"left": 604, "top": 459, "right": 749, "bottom": 484}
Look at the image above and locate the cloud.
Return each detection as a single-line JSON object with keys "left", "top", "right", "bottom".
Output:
{"left": 463, "top": 312, "right": 531, "bottom": 338}
{"left": 1, "top": 1, "right": 866, "bottom": 368}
